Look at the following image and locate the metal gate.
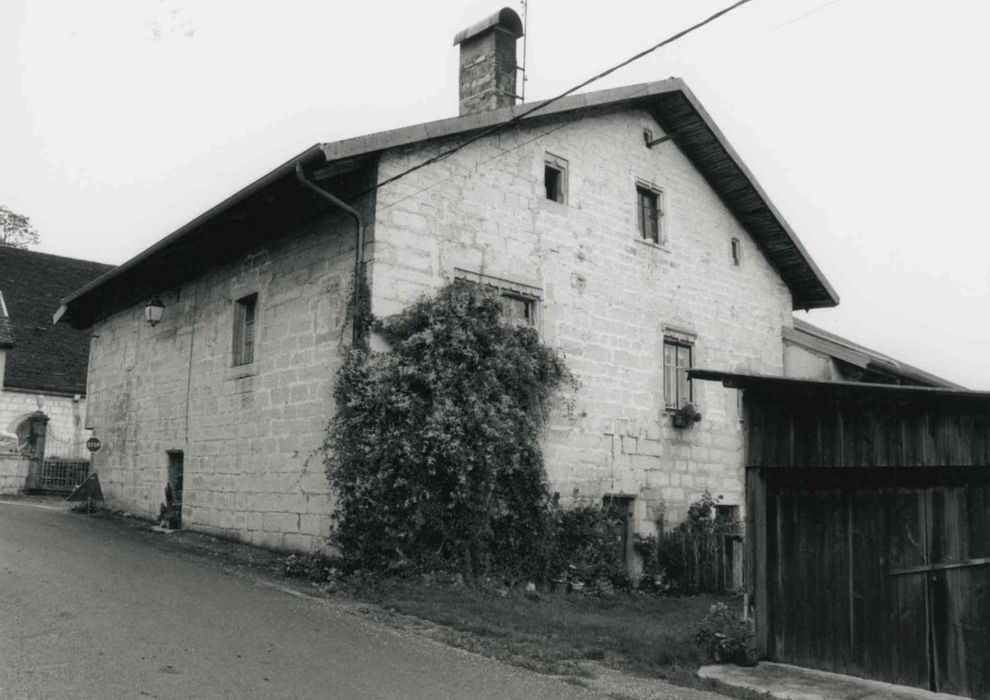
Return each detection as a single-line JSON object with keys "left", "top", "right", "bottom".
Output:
{"left": 25, "top": 430, "right": 90, "bottom": 493}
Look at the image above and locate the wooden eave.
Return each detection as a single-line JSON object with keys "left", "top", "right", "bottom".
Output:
{"left": 691, "top": 369, "right": 990, "bottom": 405}
{"left": 59, "top": 78, "right": 838, "bottom": 328}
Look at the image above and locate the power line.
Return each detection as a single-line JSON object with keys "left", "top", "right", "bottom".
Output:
{"left": 771, "top": 0, "right": 844, "bottom": 32}
{"left": 353, "top": 0, "right": 756, "bottom": 200}
{"left": 377, "top": 84, "right": 651, "bottom": 214}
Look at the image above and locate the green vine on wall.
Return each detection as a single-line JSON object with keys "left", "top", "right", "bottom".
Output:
{"left": 324, "top": 280, "right": 571, "bottom": 580}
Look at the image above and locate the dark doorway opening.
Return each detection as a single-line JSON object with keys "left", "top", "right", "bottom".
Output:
{"left": 165, "top": 450, "right": 184, "bottom": 529}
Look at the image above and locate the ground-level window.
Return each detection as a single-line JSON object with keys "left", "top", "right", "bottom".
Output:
{"left": 636, "top": 184, "right": 664, "bottom": 244}
{"left": 663, "top": 337, "right": 693, "bottom": 410}
{"left": 232, "top": 294, "right": 257, "bottom": 366}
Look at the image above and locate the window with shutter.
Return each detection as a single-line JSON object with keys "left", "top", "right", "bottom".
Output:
{"left": 233, "top": 294, "right": 257, "bottom": 366}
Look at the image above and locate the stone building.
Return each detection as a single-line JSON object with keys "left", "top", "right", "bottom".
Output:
{"left": 0, "top": 246, "right": 112, "bottom": 493}
{"left": 58, "top": 8, "right": 854, "bottom": 552}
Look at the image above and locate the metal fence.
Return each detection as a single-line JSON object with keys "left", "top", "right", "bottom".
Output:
{"left": 26, "top": 432, "right": 90, "bottom": 493}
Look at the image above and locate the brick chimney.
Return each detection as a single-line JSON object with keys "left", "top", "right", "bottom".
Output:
{"left": 453, "top": 8, "right": 524, "bottom": 116}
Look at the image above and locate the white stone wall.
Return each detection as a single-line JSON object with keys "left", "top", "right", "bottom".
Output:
{"left": 783, "top": 341, "right": 838, "bottom": 381}
{"left": 86, "top": 212, "right": 358, "bottom": 552}
{"left": 370, "top": 108, "right": 795, "bottom": 531}
{"left": 0, "top": 388, "right": 89, "bottom": 450}
{"left": 0, "top": 454, "right": 30, "bottom": 495}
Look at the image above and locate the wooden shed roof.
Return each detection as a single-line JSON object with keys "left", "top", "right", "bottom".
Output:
{"left": 692, "top": 369, "right": 990, "bottom": 404}
{"left": 58, "top": 78, "right": 838, "bottom": 329}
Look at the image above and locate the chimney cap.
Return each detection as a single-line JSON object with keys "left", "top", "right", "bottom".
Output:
{"left": 453, "top": 7, "right": 523, "bottom": 46}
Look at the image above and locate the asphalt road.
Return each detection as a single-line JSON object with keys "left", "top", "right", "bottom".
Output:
{"left": 0, "top": 499, "right": 607, "bottom": 700}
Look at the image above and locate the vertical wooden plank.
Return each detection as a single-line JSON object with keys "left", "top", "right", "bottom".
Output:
{"left": 887, "top": 487, "right": 930, "bottom": 690}
{"left": 746, "top": 467, "right": 769, "bottom": 658}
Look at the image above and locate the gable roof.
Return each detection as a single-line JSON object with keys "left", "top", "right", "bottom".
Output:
{"left": 0, "top": 247, "right": 113, "bottom": 394}
{"left": 0, "top": 292, "right": 13, "bottom": 348}
{"left": 784, "top": 317, "right": 963, "bottom": 389}
{"left": 57, "top": 78, "right": 838, "bottom": 329}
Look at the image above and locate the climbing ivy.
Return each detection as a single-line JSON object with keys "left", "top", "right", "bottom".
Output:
{"left": 325, "top": 280, "right": 570, "bottom": 579}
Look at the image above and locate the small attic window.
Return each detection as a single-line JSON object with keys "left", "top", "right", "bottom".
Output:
{"left": 731, "top": 238, "right": 741, "bottom": 266}
{"left": 544, "top": 154, "right": 567, "bottom": 204}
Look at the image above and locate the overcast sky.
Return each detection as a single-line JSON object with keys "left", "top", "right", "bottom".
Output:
{"left": 2, "top": 0, "right": 988, "bottom": 388}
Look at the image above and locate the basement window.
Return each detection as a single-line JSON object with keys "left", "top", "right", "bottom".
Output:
{"left": 232, "top": 294, "right": 257, "bottom": 366}
{"left": 544, "top": 154, "right": 568, "bottom": 204}
{"left": 636, "top": 184, "right": 664, "bottom": 244}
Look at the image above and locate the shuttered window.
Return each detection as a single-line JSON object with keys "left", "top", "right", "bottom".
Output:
{"left": 233, "top": 294, "right": 257, "bottom": 366}
{"left": 637, "top": 185, "right": 663, "bottom": 244}
{"left": 663, "top": 337, "right": 692, "bottom": 409}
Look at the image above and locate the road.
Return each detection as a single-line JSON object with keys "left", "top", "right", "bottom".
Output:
{"left": 0, "top": 499, "right": 607, "bottom": 700}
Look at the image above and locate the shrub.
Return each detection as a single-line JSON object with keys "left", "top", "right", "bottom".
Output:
{"left": 693, "top": 602, "right": 754, "bottom": 664}
{"left": 549, "top": 503, "right": 627, "bottom": 586}
{"left": 325, "top": 281, "right": 570, "bottom": 580}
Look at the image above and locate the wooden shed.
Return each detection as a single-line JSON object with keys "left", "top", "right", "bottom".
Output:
{"left": 692, "top": 370, "right": 990, "bottom": 699}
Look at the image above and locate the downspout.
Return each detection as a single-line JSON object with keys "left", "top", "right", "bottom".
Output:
{"left": 294, "top": 164, "right": 366, "bottom": 346}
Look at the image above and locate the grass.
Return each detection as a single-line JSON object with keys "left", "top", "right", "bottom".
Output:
{"left": 347, "top": 577, "right": 740, "bottom": 689}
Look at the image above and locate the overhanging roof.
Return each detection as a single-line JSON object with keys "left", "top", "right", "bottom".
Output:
{"left": 784, "top": 318, "right": 963, "bottom": 389}
{"left": 691, "top": 369, "right": 990, "bottom": 404}
{"left": 59, "top": 78, "right": 839, "bottom": 328}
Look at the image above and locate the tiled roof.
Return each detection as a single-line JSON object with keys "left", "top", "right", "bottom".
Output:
{"left": 0, "top": 247, "right": 113, "bottom": 394}
{"left": 59, "top": 79, "right": 839, "bottom": 328}
{"left": 0, "top": 291, "right": 13, "bottom": 348}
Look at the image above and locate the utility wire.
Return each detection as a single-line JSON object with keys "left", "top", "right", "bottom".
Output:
{"left": 353, "top": 0, "right": 755, "bottom": 199}
{"left": 377, "top": 83, "right": 651, "bottom": 214}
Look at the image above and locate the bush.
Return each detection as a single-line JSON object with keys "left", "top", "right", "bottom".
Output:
{"left": 693, "top": 602, "right": 754, "bottom": 664}
{"left": 549, "top": 503, "right": 628, "bottom": 587}
{"left": 325, "top": 281, "right": 570, "bottom": 580}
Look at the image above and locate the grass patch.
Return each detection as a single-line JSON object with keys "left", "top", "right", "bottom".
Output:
{"left": 351, "top": 577, "right": 738, "bottom": 688}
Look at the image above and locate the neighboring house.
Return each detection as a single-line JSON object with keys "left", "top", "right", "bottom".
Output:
{"left": 55, "top": 7, "right": 849, "bottom": 552}
{"left": 784, "top": 317, "right": 962, "bottom": 388}
{"left": 0, "top": 246, "right": 113, "bottom": 493}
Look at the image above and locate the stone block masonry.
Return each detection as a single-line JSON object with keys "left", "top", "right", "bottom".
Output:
{"left": 371, "top": 108, "right": 793, "bottom": 535}
{"left": 85, "top": 103, "right": 798, "bottom": 553}
{"left": 86, "top": 210, "right": 359, "bottom": 552}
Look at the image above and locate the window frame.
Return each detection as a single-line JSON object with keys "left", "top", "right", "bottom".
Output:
{"left": 635, "top": 182, "right": 665, "bottom": 245}
{"left": 452, "top": 268, "right": 542, "bottom": 332}
{"left": 232, "top": 293, "right": 258, "bottom": 367}
{"left": 663, "top": 334, "right": 694, "bottom": 411}
{"left": 543, "top": 153, "right": 568, "bottom": 205}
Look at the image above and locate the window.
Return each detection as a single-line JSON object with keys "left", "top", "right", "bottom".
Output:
{"left": 232, "top": 294, "right": 257, "bottom": 366}
{"left": 544, "top": 154, "right": 567, "bottom": 204}
{"left": 731, "top": 238, "right": 741, "bottom": 266}
{"left": 636, "top": 184, "right": 663, "bottom": 244}
{"left": 453, "top": 268, "right": 541, "bottom": 330}
{"left": 502, "top": 293, "right": 536, "bottom": 327}
{"left": 663, "top": 337, "right": 693, "bottom": 410}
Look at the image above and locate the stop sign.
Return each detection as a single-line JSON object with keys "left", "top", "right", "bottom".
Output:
{"left": 86, "top": 437, "right": 102, "bottom": 453}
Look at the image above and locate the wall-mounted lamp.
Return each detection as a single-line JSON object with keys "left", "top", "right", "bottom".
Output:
{"left": 144, "top": 297, "right": 165, "bottom": 327}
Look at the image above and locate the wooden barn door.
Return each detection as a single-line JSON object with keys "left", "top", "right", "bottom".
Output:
{"left": 766, "top": 469, "right": 990, "bottom": 699}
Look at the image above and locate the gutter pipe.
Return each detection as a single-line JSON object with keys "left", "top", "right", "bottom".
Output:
{"left": 294, "top": 163, "right": 366, "bottom": 346}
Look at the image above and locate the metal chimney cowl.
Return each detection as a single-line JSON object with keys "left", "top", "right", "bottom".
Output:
{"left": 453, "top": 8, "right": 524, "bottom": 116}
